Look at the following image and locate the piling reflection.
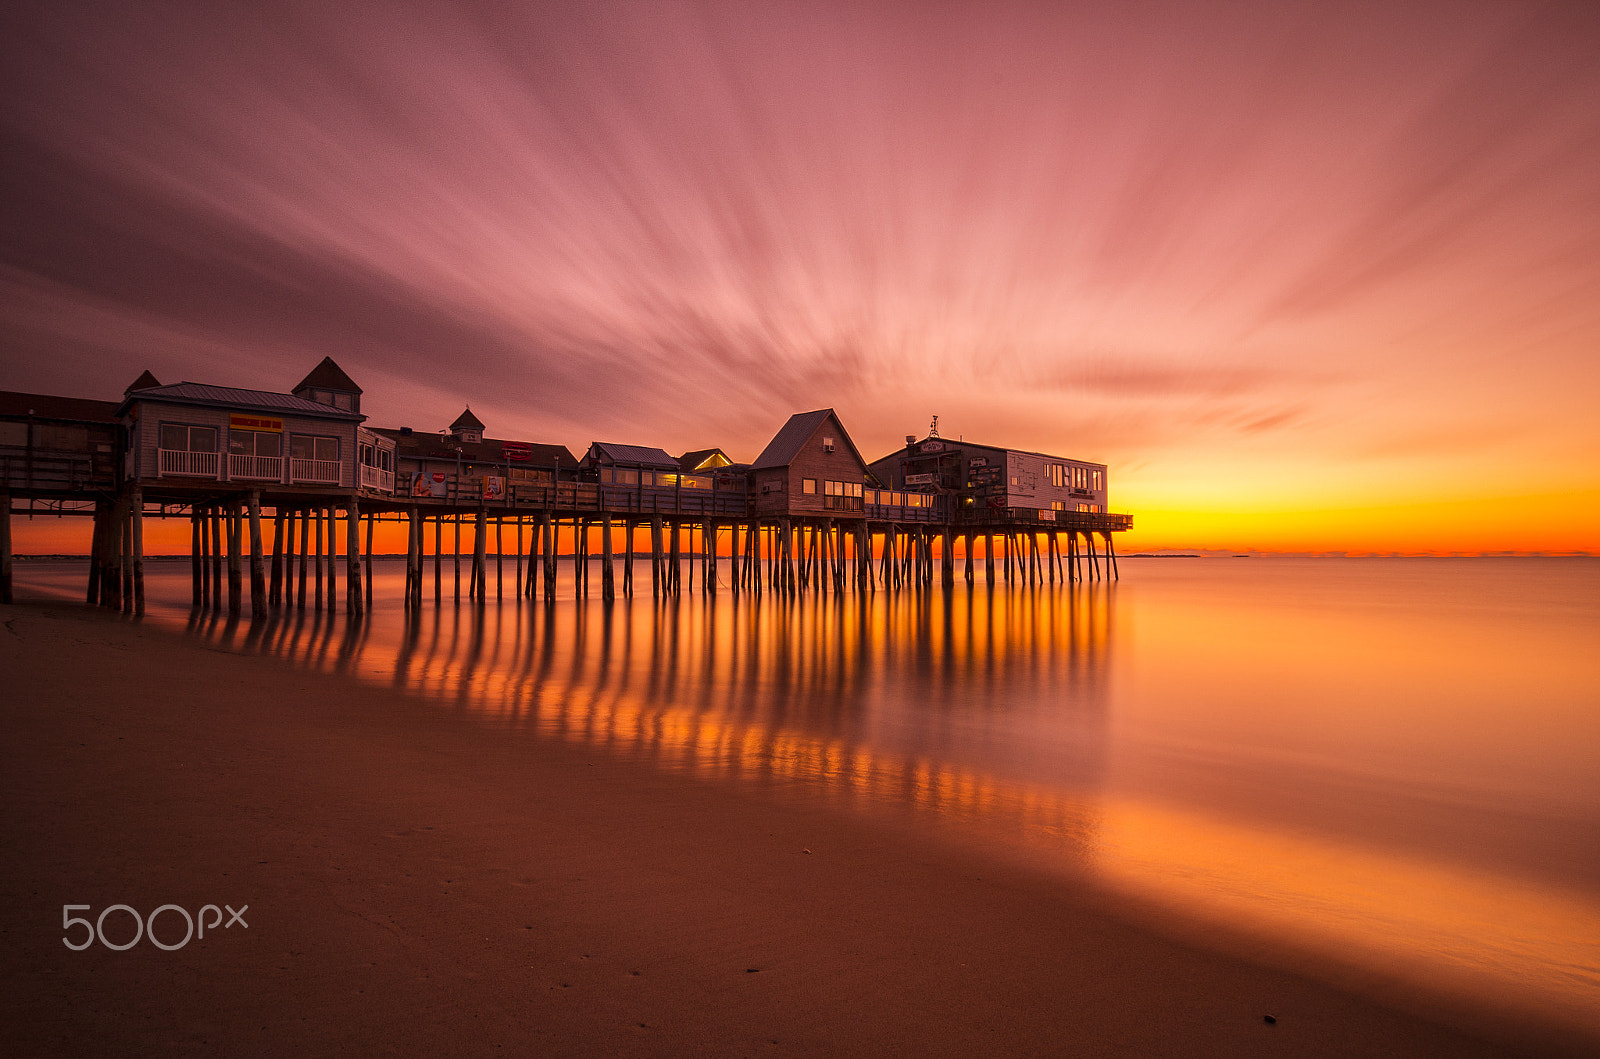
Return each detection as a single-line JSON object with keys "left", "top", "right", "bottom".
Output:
{"left": 184, "top": 569, "right": 1119, "bottom": 854}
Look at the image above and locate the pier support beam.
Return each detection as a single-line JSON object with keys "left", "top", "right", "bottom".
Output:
{"left": 601, "top": 513, "right": 615, "bottom": 601}
{"left": 668, "top": 520, "right": 681, "bottom": 596}
{"left": 472, "top": 507, "right": 488, "bottom": 602}
{"left": 0, "top": 490, "right": 11, "bottom": 605}
{"left": 345, "top": 497, "right": 362, "bottom": 616}
{"left": 187, "top": 508, "right": 201, "bottom": 607}
{"left": 247, "top": 492, "right": 266, "bottom": 620}
{"left": 269, "top": 508, "right": 284, "bottom": 606}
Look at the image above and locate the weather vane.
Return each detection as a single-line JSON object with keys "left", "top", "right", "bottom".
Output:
{"left": 928, "top": 414, "right": 940, "bottom": 438}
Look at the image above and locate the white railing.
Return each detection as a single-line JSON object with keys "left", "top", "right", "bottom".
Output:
{"left": 360, "top": 464, "right": 394, "bottom": 492}
{"left": 290, "top": 458, "right": 342, "bottom": 485}
{"left": 228, "top": 454, "right": 283, "bottom": 481}
{"left": 158, "top": 449, "right": 220, "bottom": 477}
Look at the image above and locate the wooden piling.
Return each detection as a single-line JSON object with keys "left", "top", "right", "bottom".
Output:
{"left": 495, "top": 515, "right": 504, "bottom": 600}
{"left": 704, "top": 517, "right": 715, "bottom": 595}
{"left": 247, "top": 492, "right": 266, "bottom": 619}
{"left": 186, "top": 508, "right": 200, "bottom": 607}
{"left": 601, "top": 513, "right": 615, "bottom": 601}
{"left": 623, "top": 519, "right": 635, "bottom": 597}
{"left": 472, "top": 507, "right": 488, "bottom": 602}
{"left": 650, "top": 516, "right": 663, "bottom": 597}
{"left": 312, "top": 505, "right": 324, "bottom": 610}
{"left": 267, "top": 509, "right": 283, "bottom": 605}
{"left": 582, "top": 521, "right": 595, "bottom": 598}
{"left": 114, "top": 496, "right": 131, "bottom": 613}
{"left": 345, "top": 498, "right": 362, "bottom": 615}
{"left": 0, "top": 490, "right": 12, "bottom": 606}
{"left": 294, "top": 508, "right": 307, "bottom": 608}
{"left": 365, "top": 511, "right": 375, "bottom": 608}
{"left": 544, "top": 514, "right": 559, "bottom": 600}
{"left": 100, "top": 501, "right": 121, "bottom": 610}
{"left": 326, "top": 506, "right": 339, "bottom": 609}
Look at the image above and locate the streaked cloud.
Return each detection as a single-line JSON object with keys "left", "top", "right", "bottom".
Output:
{"left": 1, "top": 0, "right": 1596, "bottom": 548}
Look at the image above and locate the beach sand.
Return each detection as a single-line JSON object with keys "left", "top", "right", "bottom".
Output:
{"left": 1, "top": 602, "right": 1590, "bottom": 1056}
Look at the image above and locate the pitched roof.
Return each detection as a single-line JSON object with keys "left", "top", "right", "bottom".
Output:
{"left": 293, "top": 357, "right": 361, "bottom": 394}
{"left": 125, "top": 370, "right": 161, "bottom": 393}
{"left": 0, "top": 391, "right": 121, "bottom": 423}
{"left": 588, "top": 442, "right": 679, "bottom": 470}
{"left": 370, "top": 428, "right": 578, "bottom": 467}
{"left": 118, "top": 382, "right": 363, "bottom": 421}
{"left": 450, "top": 407, "right": 485, "bottom": 431}
{"left": 750, "top": 408, "right": 868, "bottom": 470}
{"left": 679, "top": 447, "right": 731, "bottom": 472}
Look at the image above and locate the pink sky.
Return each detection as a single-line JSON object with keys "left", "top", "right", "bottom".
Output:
{"left": 3, "top": 0, "right": 1597, "bottom": 550}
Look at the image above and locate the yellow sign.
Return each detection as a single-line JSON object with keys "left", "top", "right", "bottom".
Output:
{"left": 229, "top": 414, "right": 282, "bottom": 432}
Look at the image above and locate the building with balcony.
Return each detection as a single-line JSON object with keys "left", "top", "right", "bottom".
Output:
{"left": 0, "top": 390, "right": 122, "bottom": 498}
{"left": 868, "top": 434, "right": 1109, "bottom": 524}
{"left": 372, "top": 409, "right": 579, "bottom": 503}
{"left": 115, "top": 359, "right": 394, "bottom": 498}
{"left": 749, "top": 409, "right": 870, "bottom": 518}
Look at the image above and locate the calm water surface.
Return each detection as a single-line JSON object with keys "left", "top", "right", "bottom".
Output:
{"left": 15, "top": 556, "right": 1600, "bottom": 1031}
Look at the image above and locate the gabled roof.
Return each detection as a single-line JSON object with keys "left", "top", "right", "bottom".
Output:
{"left": 450, "top": 407, "right": 485, "bottom": 431}
{"left": 118, "top": 382, "right": 364, "bottom": 421}
{"left": 588, "top": 442, "right": 679, "bottom": 470}
{"left": 125, "top": 370, "right": 161, "bottom": 393}
{"left": 293, "top": 357, "right": 361, "bottom": 394}
{"left": 750, "top": 408, "right": 868, "bottom": 471}
{"left": 0, "top": 391, "right": 120, "bottom": 423}
{"left": 679, "top": 447, "right": 731, "bottom": 472}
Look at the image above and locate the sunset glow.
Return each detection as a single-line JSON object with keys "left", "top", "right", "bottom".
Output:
{"left": 4, "top": 0, "right": 1598, "bottom": 553}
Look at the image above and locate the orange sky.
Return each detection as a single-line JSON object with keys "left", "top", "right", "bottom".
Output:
{"left": 4, "top": 2, "right": 1598, "bottom": 554}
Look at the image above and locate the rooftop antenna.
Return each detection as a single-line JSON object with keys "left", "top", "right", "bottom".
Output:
{"left": 928, "top": 414, "right": 940, "bottom": 439}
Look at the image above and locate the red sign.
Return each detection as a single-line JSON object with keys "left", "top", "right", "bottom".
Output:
{"left": 502, "top": 442, "right": 531, "bottom": 461}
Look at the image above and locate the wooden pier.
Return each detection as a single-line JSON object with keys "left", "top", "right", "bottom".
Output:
{"left": 2, "top": 378, "right": 1130, "bottom": 613}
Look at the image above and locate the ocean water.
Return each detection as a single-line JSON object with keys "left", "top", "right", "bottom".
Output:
{"left": 13, "top": 555, "right": 1600, "bottom": 1032}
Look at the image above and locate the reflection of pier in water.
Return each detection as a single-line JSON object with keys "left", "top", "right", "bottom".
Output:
{"left": 187, "top": 575, "right": 1117, "bottom": 852}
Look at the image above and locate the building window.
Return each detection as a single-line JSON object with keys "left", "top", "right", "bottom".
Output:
{"left": 1049, "top": 464, "right": 1065, "bottom": 487}
{"left": 1077, "top": 503, "right": 1089, "bottom": 512}
{"left": 1051, "top": 501, "right": 1065, "bottom": 511}
{"left": 333, "top": 393, "right": 354, "bottom": 410}
{"left": 291, "top": 435, "right": 339, "bottom": 462}
{"left": 160, "top": 424, "right": 217, "bottom": 452}
{"left": 230, "top": 430, "right": 280, "bottom": 458}
{"left": 1092, "top": 470, "right": 1103, "bottom": 490}
{"left": 802, "top": 478, "right": 817, "bottom": 494}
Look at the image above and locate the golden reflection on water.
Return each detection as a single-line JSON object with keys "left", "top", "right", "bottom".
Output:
{"left": 138, "top": 561, "right": 1600, "bottom": 1034}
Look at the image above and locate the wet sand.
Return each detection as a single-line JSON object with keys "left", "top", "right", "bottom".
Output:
{"left": 1, "top": 602, "right": 1590, "bottom": 1056}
